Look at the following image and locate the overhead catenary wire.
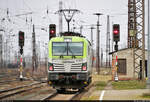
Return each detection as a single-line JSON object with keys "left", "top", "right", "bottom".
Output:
{"left": 0, "top": 0, "right": 60, "bottom": 63}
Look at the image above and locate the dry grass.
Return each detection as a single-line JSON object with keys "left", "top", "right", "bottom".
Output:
{"left": 95, "top": 81, "right": 107, "bottom": 90}
{"left": 140, "top": 93, "right": 150, "bottom": 99}
{"left": 92, "top": 68, "right": 112, "bottom": 91}
{"left": 92, "top": 67, "right": 112, "bottom": 83}
{"left": 92, "top": 74, "right": 111, "bottom": 82}
{"left": 112, "top": 80, "right": 146, "bottom": 90}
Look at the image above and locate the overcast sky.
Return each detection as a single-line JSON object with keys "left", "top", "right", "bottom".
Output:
{"left": 0, "top": 0, "right": 148, "bottom": 60}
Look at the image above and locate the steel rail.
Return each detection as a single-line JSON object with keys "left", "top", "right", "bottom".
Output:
{"left": 41, "top": 92, "right": 58, "bottom": 100}
{"left": 0, "top": 83, "right": 46, "bottom": 99}
{"left": 0, "top": 82, "right": 42, "bottom": 94}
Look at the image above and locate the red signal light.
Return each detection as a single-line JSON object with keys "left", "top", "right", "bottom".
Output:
{"left": 113, "top": 30, "right": 119, "bottom": 34}
{"left": 50, "top": 30, "right": 55, "bottom": 34}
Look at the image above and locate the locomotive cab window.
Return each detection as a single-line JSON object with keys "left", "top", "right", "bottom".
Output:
{"left": 52, "top": 42, "right": 83, "bottom": 56}
{"left": 68, "top": 42, "right": 83, "bottom": 56}
{"left": 52, "top": 42, "right": 67, "bottom": 56}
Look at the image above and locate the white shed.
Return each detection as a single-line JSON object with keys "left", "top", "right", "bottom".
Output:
{"left": 110, "top": 48, "right": 148, "bottom": 79}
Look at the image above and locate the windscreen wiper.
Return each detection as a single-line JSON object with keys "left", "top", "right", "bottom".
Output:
{"left": 68, "top": 46, "right": 76, "bottom": 58}
{"left": 60, "top": 47, "right": 67, "bottom": 58}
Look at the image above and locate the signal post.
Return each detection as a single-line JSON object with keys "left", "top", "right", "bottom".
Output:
{"left": 112, "top": 24, "right": 120, "bottom": 81}
{"left": 18, "top": 31, "right": 24, "bottom": 81}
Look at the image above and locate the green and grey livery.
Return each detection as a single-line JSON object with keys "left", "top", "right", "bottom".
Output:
{"left": 47, "top": 36, "right": 92, "bottom": 92}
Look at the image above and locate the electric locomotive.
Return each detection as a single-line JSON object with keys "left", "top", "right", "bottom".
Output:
{"left": 47, "top": 32, "right": 92, "bottom": 92}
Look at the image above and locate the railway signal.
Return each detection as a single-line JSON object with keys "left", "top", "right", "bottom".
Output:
{"left": 19, "top": 31, "right": 24, "bottom": 47}
{"left": 49, "top": 24, "right": 56, "bottom": 40}
{"left": 113, "top": 24, "right": 120, "bottom": 42}
{"left": 112, "top": 24, "right": 120, "bottom": 81}
{"left": 18, "top": 31, "right": 25, "bottom": 81}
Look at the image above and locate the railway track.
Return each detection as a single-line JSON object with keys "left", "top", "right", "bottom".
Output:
{"left": 0, "top": 70, "right": 95, "bottom": 100}
{"left": 0, "top": 77, "right": 34, "bottom": 85}
{"left": 0, "top": 76, "right": 21, "bottom": 85}
{"left": 70, "top": 83, "right": 94, "bottom": 100}
{"left": 41, "top": 92, "right": 58, "bottom": 100}
{"left": 0, "top": 74, "right": 46, "bottom": 85}
{"left": 42, "top": 83, "right": 94, "bottom": 100}
{"left": 41, "top": 91, "right": 78, "bottom": 100}
{"left": 0, "top": 79, "right": 19, "bottom": 85}
{"left": 0, "top": 77, "right": 93, "bottom": 100}
{"left": 0, "top": 73, "right": 18, "bottom": 79}
{"left": 41, "top": 90, "right": 86, "bottom": 100}
{"left": 0, "top": 81, "right": 46, "bottom": 100}
{"left": 0, "top": 72, "right": 19, "bottom": 83}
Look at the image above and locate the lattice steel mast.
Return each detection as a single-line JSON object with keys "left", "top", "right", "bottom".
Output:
{"left": 129, "top": 0, "right": 145, "bottom": 80}
{"left": 128, "top": 0, "right": 137, "bottom": 48}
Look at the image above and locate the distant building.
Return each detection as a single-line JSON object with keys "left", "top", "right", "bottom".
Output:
{"left": 110, "top": 48, "right": 148, "bottom": 79}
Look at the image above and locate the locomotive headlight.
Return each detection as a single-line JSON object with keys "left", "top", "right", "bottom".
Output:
{"left": 48, "top": 63, "right": 54, "bottom": 71}
{"left": 49, "top": 66, "right": 53, "bottom": 71}
{"left": 82, "top": 63, "right": 87, "bottom": 71}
